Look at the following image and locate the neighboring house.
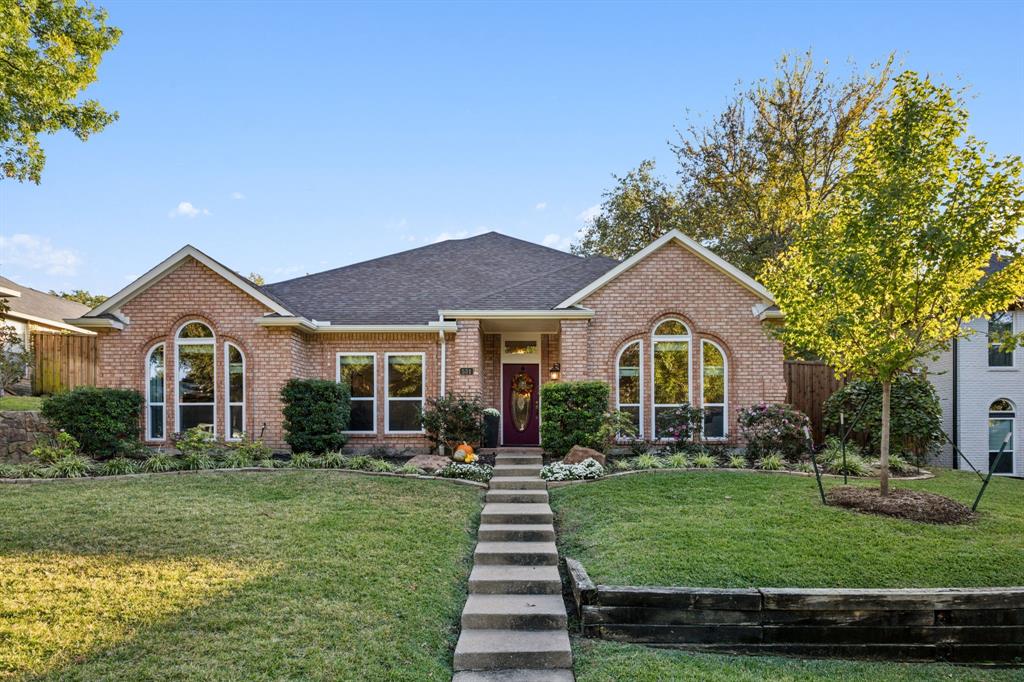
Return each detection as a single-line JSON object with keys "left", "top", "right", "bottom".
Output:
{"left": 1, "top": 276, "right": 92, "bottom": 393}
{"left": 67, "top": 230, "right": 786, "bottom": 452}
{"left": 926, "top": 256, "right": 1022, "bottom": 476}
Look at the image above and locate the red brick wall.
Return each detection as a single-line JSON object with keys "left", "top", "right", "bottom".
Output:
{"left": 446, "top": 320, "right": 482, "bottom": 398}
{"left": 576, "top": 241, "right": 786, "bottom": 441}
{"left": 481, "top": 333, "right": 501, "bottom": 409}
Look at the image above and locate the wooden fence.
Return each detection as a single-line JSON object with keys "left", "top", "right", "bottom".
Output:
{"left": 31, "top": 332, "right": 97, "bottom": 395}
{"left": 784, "top": 360, "right": 845, "bottom": 443}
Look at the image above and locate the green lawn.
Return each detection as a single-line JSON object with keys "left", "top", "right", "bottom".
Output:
{"left": 550, "top": 470, "right": 1024, "bottom": 587}
{"left": 0, "top": 471, "right": 482, "bottom": 681}
{"left": 0, "top": 395, "right": 43, "bottom": 411}
{"left": 573, "top": 639, "right": 1024, "bottom": 681}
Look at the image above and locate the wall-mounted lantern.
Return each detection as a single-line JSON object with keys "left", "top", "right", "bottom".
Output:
{"left": 548, "top": 362, "right": 561, "bottom": 381}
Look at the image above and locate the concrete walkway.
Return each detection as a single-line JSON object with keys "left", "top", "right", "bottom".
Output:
{"left": 453, "top": 449, "right": 574, "bottom": 682}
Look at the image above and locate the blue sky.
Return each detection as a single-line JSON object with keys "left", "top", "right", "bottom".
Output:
{"left": 1, "top": 1, "right": 1022, "bottom": 296}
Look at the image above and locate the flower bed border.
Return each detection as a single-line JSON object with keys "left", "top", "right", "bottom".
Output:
{"left": 0, "top": 467, "right": 488, "bottom": 488}
{"left": 546, "top": 466, "right": 934, "bottom": 488}
{"left": 565, "top": 559, "right": 1024, "bottom": 664}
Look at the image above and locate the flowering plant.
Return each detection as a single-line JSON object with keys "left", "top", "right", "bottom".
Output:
{"left": 540, "top": 458, "right": 604, "bottom": 481}
{"left": 737, "top": 402, "right": 810, "bottom": 461}
{"left": 434, "top": 462, "right": 493, "bottom": 482}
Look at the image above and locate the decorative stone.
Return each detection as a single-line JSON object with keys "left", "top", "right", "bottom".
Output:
{"left": 405, "top": 454, "right": 450, "bottom": 472}
{"left": 0, "top": 410, "right": 55, "bottom": 464}
{"left": 563, "top": 446, "right": 605, "bottom": 466}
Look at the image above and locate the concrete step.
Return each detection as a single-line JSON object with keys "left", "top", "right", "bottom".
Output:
{"left": 486, "top": 489, "right": 549, "bottom": 504}
{"left": 481, "top": 503, "right": 553, "bottom": 525}
{"left": 478, "top": 524, "right": 556, "bottom": 543}
{"left": 475, "top": 541, "right": 558, "bottom": 566}
{"left": 489, "top": 476, "right": 547, "bottom": 490}
{"left": 462, "top": 594, "right": 568, "bottom": 630}
{"left": 492, "top": 464, "right": 542, "bottom": 477}
{"left": 453, "top": 629, "right": 573, "bottom": 671}
{"left": 495, "top": 453, "right": 544, "bottom": 465}
{"left": 468, "top": 564, "right": 562, "bottom": 594}
{"left": 452, "top": 669, "right": 575, "bottom": 682}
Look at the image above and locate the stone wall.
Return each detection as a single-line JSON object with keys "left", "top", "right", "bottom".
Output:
{"left": 0, "top": 411, "right": 55, "bottom": 463}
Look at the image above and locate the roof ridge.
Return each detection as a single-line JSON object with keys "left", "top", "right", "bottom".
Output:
{"left": 459, "top": 257, "right": 616, "bottom": 308}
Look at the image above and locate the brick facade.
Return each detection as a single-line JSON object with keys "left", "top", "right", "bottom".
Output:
{"left": 94, "top": 240, "right": 785, "bottom": 452}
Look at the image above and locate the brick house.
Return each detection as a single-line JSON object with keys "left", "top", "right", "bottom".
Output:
{"left": 67, "top": 231, "right": 786, "bottom": 452}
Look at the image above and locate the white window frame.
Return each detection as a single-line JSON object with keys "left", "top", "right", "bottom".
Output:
{"left": 616, "top": 340, "right": 643, "bottom": 439}
{"left": 651, "top": 318, "right": 692, "bottom": 440}
{"left": 336, "top": 352, "right": 377, "bottom": 435}
{"left": 175, "top": 320, "right": 216, "bottom": 437}
{"left": 987, "top": 311, "right": 1015, "bottom": 368}
{"left": 145, "top": 343, "right": 165, "bottom": 442}
{"left": 224, "top": 342, "right": 245, "bottom": 441}
{"left": 701, "top": 339, "right": 728, "bottom": 440}
{"left": 988, "top": 399, "right": 1016, "bottom": 476}
{"left": 384, "top": 351, "right": 426, "bottom": 434}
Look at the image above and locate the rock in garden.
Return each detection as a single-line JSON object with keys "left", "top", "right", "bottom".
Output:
{"left": 404, "top": 454, "right": 450, "bottom": 472}
{"left": 564, "top": 445, "right": 605, "bottom": 466}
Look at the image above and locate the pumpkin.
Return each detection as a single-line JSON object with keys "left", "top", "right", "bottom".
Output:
{"left": 454, "top": 443, "right": 474, "bottom": 462}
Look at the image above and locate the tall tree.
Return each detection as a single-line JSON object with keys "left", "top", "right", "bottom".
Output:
{"left": 247, "top": 272, "right": 266, "bottom": 286}
{"left": 50, "top": 289, "right": 107, "bottom": 309}
{"left": 766, "top": 72, "right": 1024, "bottom": 496}
{"left": 571, "top": 160, "right": 687, "bottom": 259}
{"left": 1, "top": 0, "right": 121, "bottom": 183}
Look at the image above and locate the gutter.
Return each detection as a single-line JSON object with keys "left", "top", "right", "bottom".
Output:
{"left": 253, "top": 317, "right": 458, "bottom": 334}
{"left": 438, "top": 308, "right": 594, "bottom": 320}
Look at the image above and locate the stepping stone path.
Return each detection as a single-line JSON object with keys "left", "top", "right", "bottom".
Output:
{"left": 453, "top": 449, "right": 574, "bottom": 682}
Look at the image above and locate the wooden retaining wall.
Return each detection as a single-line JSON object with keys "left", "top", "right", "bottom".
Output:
{"left": 566, "top": 559, "right": 1024, "bottom": 663}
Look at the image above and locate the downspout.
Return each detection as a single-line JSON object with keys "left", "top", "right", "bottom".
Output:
{"left": 438, "top": 313, "right": 447, "bottom": 398}
{"left": 952, "top": 337, "right": 959, "bottom": 469}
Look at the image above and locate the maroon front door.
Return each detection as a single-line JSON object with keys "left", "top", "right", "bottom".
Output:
{"left": 502, "top": 364, "right": 540, "bottom": 446}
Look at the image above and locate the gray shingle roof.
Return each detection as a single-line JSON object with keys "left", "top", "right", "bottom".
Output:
{"left": 263, "top": 232, "right": 619, "bottom": 324}
{"left": 0, "top": 276, "right": 90, "bottom": 324}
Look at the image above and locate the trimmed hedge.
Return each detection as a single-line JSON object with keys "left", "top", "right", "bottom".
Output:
{"left": 540, "top": 381, "right": 609, "bottom": 457}
{"left": 41, "top": 387, "right": 143, "bottom": 457}
{"left": 281, "top": 379, "right": 350, "bottom": 454}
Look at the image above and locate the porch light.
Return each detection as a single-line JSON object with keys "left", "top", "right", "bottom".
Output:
{"left": 549, "top": 363, "right": 561, "bottom": 381}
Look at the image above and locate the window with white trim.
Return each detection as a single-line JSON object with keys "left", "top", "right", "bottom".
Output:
{"left": 386, "top": 353, "right": 424, "bottom": 433}
{"left": 225, "top": 343, "right": 244, "bottom": 440}
{"left": 988, "top": 312, "right": 1014, "bottom": 367}
{"left": 338, "top": 353, "right": 376, "bottom": 433}
{"left": 616, "top": 341, "right": 642, "bottom": 437}
{"left": 176, "top": 321, "right": 215, "bottom": 434}
{"left": 652, "top": 319, "right": 690, "bottom": 438}
{"left": 989, "top": 399, "right": 1015, "bottom": 475}
{"left": 145, "top": 343, "right": 165, "bottom": 441}
{"left": 702, "top": 340, "right": 727, "bottom": 439}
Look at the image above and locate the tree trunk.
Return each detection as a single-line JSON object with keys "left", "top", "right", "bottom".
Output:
{"left": 879, "top": 379, "right": 891, "bottom": 497}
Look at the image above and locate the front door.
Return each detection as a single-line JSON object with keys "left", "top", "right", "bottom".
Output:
{"left": 502, "top": 363, "right": 540, "bottom": 446}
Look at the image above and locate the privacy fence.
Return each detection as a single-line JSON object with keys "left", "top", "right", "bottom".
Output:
{"left": 567, "top": 559, "right": 1024, "bottom": 663}
{"left": 31, "top": 332, "right": 97, "bottom": 395}
{"left": 783, "top": 360, "right": 844, "bottom": 443}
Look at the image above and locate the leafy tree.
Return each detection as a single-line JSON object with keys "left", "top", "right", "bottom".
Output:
{"left": 1, "top": 0, "right": 121, "bottom": 183}
{"left": 0, "top": 296, "right": 33, "bottom": 395}
{"left": 247, "top": 272, "right": 265, "bottom": 286}
{"left": 49, "top": 289, "right": 107, "bottom": 309}
{"left": 767, "top": 72, "right": 1024, "bottom": 495}
{"left": 572, "top": 160, "right": 688, "bottom": 259}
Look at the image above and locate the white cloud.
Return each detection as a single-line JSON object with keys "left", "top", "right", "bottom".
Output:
{"left": 535, "top": 202, "right": 547, "bottom": 211}
{"left": 542, "top": 233, "right": 573, "bottom": 251}
{"left": 0, "top": 233, "right": 81, "bottom": 276}
{"left": 168, "top": 201, "right": 211, "bottom": 219}
{"left": 577, "top": 204, "right": 601, "bottom": 224}
{"left": 230, "top": 191, "right": 245, "bottom": 200}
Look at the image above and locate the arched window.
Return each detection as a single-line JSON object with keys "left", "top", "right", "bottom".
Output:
{"left": 989, "top": 399, "right": 1015, "bottom": 475}
{"left": 652, "top": 319, "right": 690, "bottom": 438}
{"left": 225, "top": 343, "right": 245, "bottom": 440}
{"left": 176, "top": 321, "right": 215, "bottom": 435}
{"left": 145, "top": 344, "right": 165, "bottom": 441}
{"left": 702, "top": 340, "right": 727, "bottom": 439}
{"left": 616, "top": 341, "right": 643, "bottom": 437}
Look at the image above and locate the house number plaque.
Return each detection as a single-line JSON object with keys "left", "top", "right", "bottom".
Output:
{"left": 459, "top": 367, "right": 474, "bottom": 375}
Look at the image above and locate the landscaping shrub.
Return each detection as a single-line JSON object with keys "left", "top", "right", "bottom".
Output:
{"left": 141, "top": 451, "right": 178, "bottom": 473}
{"left": 628, "top": 439, "right": 651, "bottom": 457}
{"left": 540, "top": 458, "right": 604, "bottom": 481}
{"left": 634, "top": 453, "right": 663, "bottom": 470}
{"left": 398, "top": 463, "right": 422, "bottom": 475}
{"left": 180, "top": 451, "right": 213, "bottom": 470}
{"left": 41, "top": 387, "right": 143, "bottom": 457}
{"left": 318, "top": 451, "right": 346, "bottom": 469}
{"left": 31, "top": 431, "right": 80, "bottom": 464}
{"left": 830, "top": 453, "right": 870, "bottom": 477}
{"left": 289, "top": 452, "right": 316, "bottom": 468}
{"left": 665, "top": 453, "right": 691, "bottom": 468}
{"left": 795, "top": 461, "right": 815, "bottom": 474}
{"left": 824, "top": 374, "right": 943, "bottom": 465}
{"left": 653, "top": 404, "right": 704, "bottom": 441}
{"left": 738, "top": 402, "right": 811, "bottom": 461}
{"left": 691, "top": 452, "right": 717, "bottom": 468}
{"left": 45, "top": 453, "right": 93, "bottom": 478}
{"left": 281, "top": 379, "right": 350, "bottom": 454}
{"left": 343, "top": 454, "right": 372, "bottom": 471}
{"left": 434, "top": 462, "right": 493, "bottom": 483}
{"left": 539, "top": 381, "right": 609, "bottom": 457}
{"left": 221, "top": 449, "right": 253, "bottom": 468}
{"left": 756, "top": 452, "right": 784, "bottom": 470}
{"left": 596, "top": 410, "right": 639, "bottom": 452}
{"left": 368, "top": 458, "right": 396, "bottom": 473}
{"left": 420, "top": 393, "right": 485, "bottom": 452}
{"left": 728, "top": 453, "right": 748, "bottom": 469}
{"left": 224, "top": 438, "right": 272, "bottom": 463}
{"left": 174, "top": 427, "right": 216, "bottom": 457}
{"left": 97, "top": 456, "right": 139, "bottom": 476}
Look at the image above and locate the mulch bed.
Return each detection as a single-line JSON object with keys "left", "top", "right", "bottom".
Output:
{"left": 825, "top": 486, "right": 976, "bottom": 525}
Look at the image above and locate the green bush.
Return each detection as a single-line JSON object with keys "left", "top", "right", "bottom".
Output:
{"left": 180, "top": 451, "right": 213, "bottom": 470}
{"left": 634, "top": 453, "right": 663, "bottom": 470}
{"left": 141, "top": 451, "right": 178, "bottom": 473}
{"left": 728, "top": 453, "right": 748, "bottom": 469}
{"left": 288, "top": 452, "right": 316, "bottom": 468}
{"left": 824, "top": 374, "right": 943, "bottom": 465}
{"left": 31, "top": 431, "right": 80, "bottom": 464}
{"left": 174, "top": 427, "right": 216, "bottom": 457}
{"left": 756, "top": 452, "right": 784, "bottom": 471}
{"left": 420, "top": 393, "right": 485, "bottom": 452}
{"left": 281, "top": 379, "right": 350, "bottom": 454}
{"left": 368, "top": 458, "right": 396, "bottom": 473}
{"left": 664, "top": 453, "right": 691, "bottom": 468}
{"left": 318, "top": 451, "right": 346, "bottom": 469}
{"left": 45, "top": 454, "right": 93, "bottom": 478}
{"left": 830, "top": 453, "right": 870, "bottom": 477}
{"left": 97, "top": 456, "right": 139, "bottom": 476}
{"left": 398, "top": 463, "right": 422, "bottom": 475}
{"left": 738, "top": 403, "right": 811, "bottom": 462}
{"left": 539, "top": 381, "right": 609, "bottom": 457}
{"left": 343, "top": 454, "right": 372, "bottom": 471}
{"left": 691, "top": 452, "right": 717, "bottom": 468}
{"left": 41, "top": 387, "right": 143, "bottom": 457}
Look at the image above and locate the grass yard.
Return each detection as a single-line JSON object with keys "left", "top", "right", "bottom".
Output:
{"left": 573, "top": 639, "right": 1024, "bottom": 681}
{"left": 0, "top": 395, "right": 43, "bottom": 411}
{"left": 550, "top": 470, "right": 1024, "bottom": 588}
{"left": 0, "top": 471, "right": 482, "bottom": 681}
